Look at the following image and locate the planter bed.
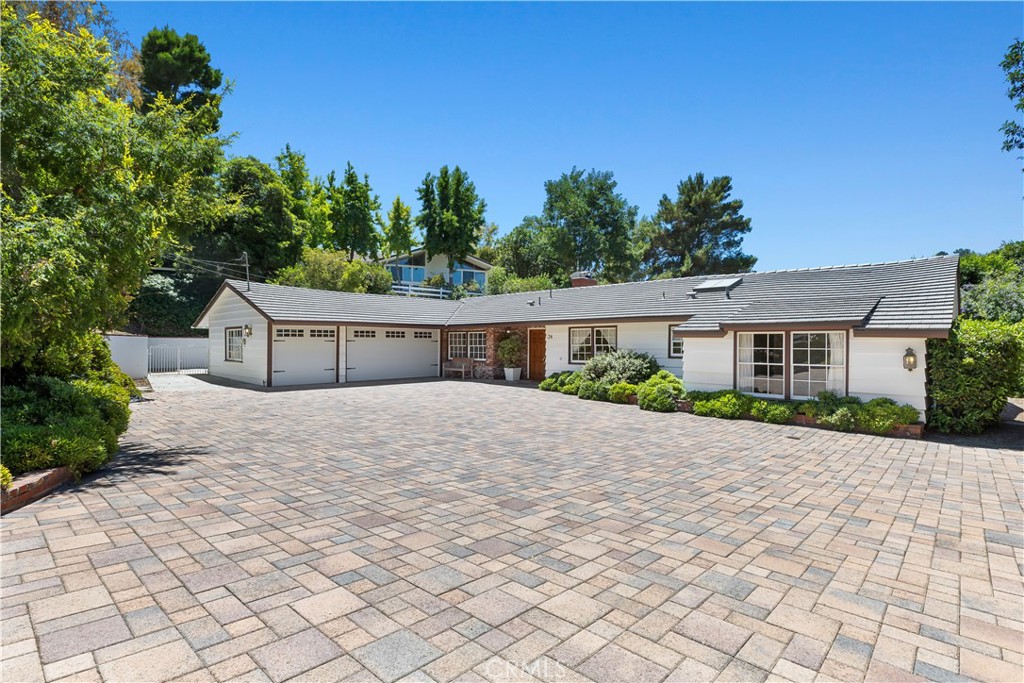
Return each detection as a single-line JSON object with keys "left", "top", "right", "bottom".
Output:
{"left": 675, "top": 399, "right": 924, "bottom": 439}
{"left": 1, "top": 466, "right": 73, "bottom": 514}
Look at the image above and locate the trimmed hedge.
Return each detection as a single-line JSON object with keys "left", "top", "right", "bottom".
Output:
{"left": 927, "top": 318, "right": 1024, "bottom": 434}
{"left": 608, "top": 382, "right": 638, "bottom": 404}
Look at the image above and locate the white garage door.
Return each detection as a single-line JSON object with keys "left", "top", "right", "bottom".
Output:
{"left": 346, "top": 327, "right": 438, "bottom": 382}
{"left": 272, "top": 327, "right": 337, "bottom": 386}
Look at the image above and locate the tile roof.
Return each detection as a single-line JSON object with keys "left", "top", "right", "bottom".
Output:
{"left": 200, "top": 255, "right": 958, "bottom": 334}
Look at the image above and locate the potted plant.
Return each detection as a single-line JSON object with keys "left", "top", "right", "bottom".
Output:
{"left": 497, "top": 334, "right": 525, "bottom": 381}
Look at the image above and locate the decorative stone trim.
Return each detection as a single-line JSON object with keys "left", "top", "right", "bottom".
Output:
{"left": 1, "top": 467, "right": 73, "bottom": 514}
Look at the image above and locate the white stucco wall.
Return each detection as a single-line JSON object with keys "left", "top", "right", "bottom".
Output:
{"left": 848, "top": 334, "right": 928, "bottom": 414}
{"left": 205, "top": 289, "right": 269, "bottom": 386}
{"left": 545, "top": 322, "right": 686, "bottom": 377}
{"left": 681, "top": 333, "right": 735, "bottom": 392}
{"left": 104, "top": 335, "right": 149, "bottom": 379}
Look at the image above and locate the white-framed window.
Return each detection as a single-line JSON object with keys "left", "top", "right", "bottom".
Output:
{"left": 448, "top": 331, "right": 486, "bottom": 360}
{"left": 669, "top": 327, "right": 684, "bottom": 358}
{"left": 569, "top": 326, "right": 617, "bottom": 364}
{"left": 414, "top": 331, "right": 433, "bottom": 339}
{"left": 309, "top": 329, "right": 335, "bottom": 338}
{"left": 737, "top": 332, "right": 785, "bottom": 397}
{"left": 791, "top": 331, "right": 846, "bottom": 399}
{"left": 225, "top": 327, "right": 243, "bottom": 362}
{"left": 276, "top": 328, "right": 304, "bottom": 338}
{"left": 385, "top": 330, "right": 405, "bottom": 339}
{"left": 352, "top": 330, "right": 375, "bottom": 338}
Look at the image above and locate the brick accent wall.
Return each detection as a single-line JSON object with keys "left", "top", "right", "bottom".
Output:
{"left": 1, "top": 466, "right": 73, "bottom": 514}
{"left": 441, "top": 325, "right": 532, "bottom": 379}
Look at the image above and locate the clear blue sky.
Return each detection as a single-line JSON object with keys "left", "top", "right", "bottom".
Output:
{"left": 112, "top": 1, "right": 1023, "bottom": 270}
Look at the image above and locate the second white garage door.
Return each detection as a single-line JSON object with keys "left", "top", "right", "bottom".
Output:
{"left": 345, "top": 327, "right": 439, "bottom": 382}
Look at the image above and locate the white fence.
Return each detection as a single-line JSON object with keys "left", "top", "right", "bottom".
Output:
{"left": 391, "top": 283, "right": 483, "bottom": 299}
{"left": 148, "top": 343, "right": 208, "bottom": 375}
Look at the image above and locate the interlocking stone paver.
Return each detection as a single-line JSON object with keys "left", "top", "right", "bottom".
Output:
{"left": 2, "top": 378, "right": 1022, "bottom": 682}
{"left": 351, "top": 628, "right": 443, "bottom": 682}
{"left": 249, "top": 628, "right": 343, "bottom": 682}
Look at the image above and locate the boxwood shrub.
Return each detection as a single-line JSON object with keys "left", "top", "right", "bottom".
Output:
{"left": 608, "top": 382, "right": 638, "bottom": 404}
{"left": 577, "top": 380, "right": 611, "bottom": 401}
{"left": 637, "top": 371, "right": 684, "bottom": 412}
{"left": 557, "top": 371, "right": 583, "bottom": 396}
{"left": 927, "top": 318, "right": 1024, "bottom": 434}
{"left": 751, "top": 399, "right": 796, "bottom": 424}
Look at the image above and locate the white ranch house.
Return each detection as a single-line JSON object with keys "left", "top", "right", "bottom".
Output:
{"left": 194, "top": 256, "right": 959, "bottom": 415}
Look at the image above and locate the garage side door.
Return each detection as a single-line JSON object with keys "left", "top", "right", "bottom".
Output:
{"left": 346, "top": 327, "right": 438, "bottom": 382}
{"left": 273, "top": 327, "right": 337, "bottom": 386}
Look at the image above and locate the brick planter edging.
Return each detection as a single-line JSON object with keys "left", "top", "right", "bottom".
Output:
{"left": 1, "top": 466, "right": 73, "bottom": 514}
{"left": 675, "top": 400, "right": 924, "bottom": 439}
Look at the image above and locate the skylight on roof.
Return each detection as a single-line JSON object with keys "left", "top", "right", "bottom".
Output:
{"left": 693, "top": 277, "right": 743, "bottom": 292}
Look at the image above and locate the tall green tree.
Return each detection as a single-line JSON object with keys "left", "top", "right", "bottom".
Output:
{"left": 383, "top": 196, "right": 414, "bottom": 263}
{"left": 494, "top": 217, "right": 551, "bottom": 278}
{"left": 416, "top": 165, "right": 487, "bottom": 275}
{"left": 535, "top": 168, "right": 638, "bottom": 282}
{"left": 1000, "top": 39, "right": 1024, "bottom": 170}
{"left": 329, "top": 163, "right": 382, "bottom": 261}
{"left": 274, "top": 144, "right": 331, "bottom": 248}
{"left": 476, "top": 222, "right": 500, "bottom": 263}
{"left": 639, "top": 173, "right": 756, "bottom": 278}
{"left": 195, "top": 157, "right": 300, "bottom": 277}
{"left": 140, "top": 25, "right": 223, "bottom": 130}
{"left": 1, "top": 6, "right": 228, "bottom": 372}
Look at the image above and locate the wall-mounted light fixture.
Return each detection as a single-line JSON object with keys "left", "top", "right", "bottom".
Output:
{"left": 243, "top": 324, "right": 253, "bottom": 338}
{"left": 903, "top": 347, "right": 917, "bottom": 372}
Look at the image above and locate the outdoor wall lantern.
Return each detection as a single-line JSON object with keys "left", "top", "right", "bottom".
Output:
{"left": 243, "top": 324, "right": 253, "bottom": 338}
{"left": 903, "top": 347, "right": 917, "bottom": 372}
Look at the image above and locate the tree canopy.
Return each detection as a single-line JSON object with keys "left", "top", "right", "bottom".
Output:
{"left": 273, "top": 247, "right": 393, "bottom": 294}
{"left": 1000, "top": 39, "right": 1023, "bottom": 169}
{"left": 639, "top": 173, "right": 756, "bottom": 278}
{"left": 140, "top": 24, "right": 223, "bottom": 130}
{"left": 1, "top": 6, "right": 228, "bottom": 373}
{"left": 383, "top": 196, "right": 414, "bottom": 261}
{"left": 956, "top": 242, "right": 1024, "bottom": 324}
{"left": 328, "top": 163, "right": 382, "bottom": 261}
{"left": 416, "top": 166, "right": 487, "bottom": 274}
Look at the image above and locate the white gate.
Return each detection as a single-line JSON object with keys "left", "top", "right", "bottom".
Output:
{"left": 148, "top": 345, "right": 208, "bottom": 375}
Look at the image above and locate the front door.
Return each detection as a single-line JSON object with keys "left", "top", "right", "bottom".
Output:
{"left": 528, "top": 329, "right": 546, "bottom": 380}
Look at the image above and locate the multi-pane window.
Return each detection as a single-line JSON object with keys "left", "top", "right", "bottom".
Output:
{"left": 669, "top": 328, "right": 684, "bottom": 358}
{"left": 276, "top": 328, "right": 304, "bottom": 338}
{"left": 569, "top": 327, "right": 617, "bottom": 363}
{"left": 309, "top": 329, "right": 335, "bottom": 338}
{"left": 737, "top": 333, "right": 785, "bottom": 397}
{"left": 414, "top": 331, "right": 433, "bottom": 339}
{"left": 385, "top": 330, "right": 405, "bottom": 339}
{"left": 225, "top": 327, "right": 243, "bottom": 361}
{"left": 791, "top": 332, "right": 846, "bottom": 399}
{"left": 467, "top": 331, "right": 486, "bottom": 360}
{"left": 352, "top": 330, "right": 375, "bottom": 338}
{"left": 448, "top": 331, "right": 486, "bottom": 360}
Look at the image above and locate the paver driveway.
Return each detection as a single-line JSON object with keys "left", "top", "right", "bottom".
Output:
{"left": 2, "top": 379, "right": 1022, "bottom": 683}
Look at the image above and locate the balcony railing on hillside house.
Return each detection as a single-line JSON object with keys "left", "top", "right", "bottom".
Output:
{"left": 391, "top": 282, "right": 483, "bottom": 299}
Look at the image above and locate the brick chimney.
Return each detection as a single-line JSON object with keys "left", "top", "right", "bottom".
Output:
{"left": 571, "top": 270, "right": 597, "bottom": 287}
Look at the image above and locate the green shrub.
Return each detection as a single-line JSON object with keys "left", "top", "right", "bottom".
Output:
{"left": 751, "top": 400, "right": 796, "bottom": 424}
{"left": 693, "top": 393, "right": 745, "bottom": 419}
{"left": 538, "top": 376, "right": 558, "bottom": 391}
{"left": 608, "top": 382, "right": 638, "bottom": 404}
{"left": 577, "top": 380, "right": 610, "bottom": 401}
{"left": 637, "top": 383, "right": 678, "bottom": 412}
{"left": 580, "top": 349, "right": 660, "bottom": 386}
{"left": 0, "top": 464, "right": 11, "bottom": 491}
{"left": 819, "top": 407, "right": 856, "bottom": 431}
{"left": 496, "top": 335, "right": 525, "bottom": 368}
{"left": 558, "top": 372, "right": 583, "bottom": 395}
{"left": 851, "top": 398, "right": 920, "bottom": 435}
{"left": 927, "top": 318, "right": 1024, "bottom": 434}
{"left": 797, "top": 401, "right": 819, "bottom": 418}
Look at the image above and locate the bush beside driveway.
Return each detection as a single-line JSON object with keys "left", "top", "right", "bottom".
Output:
{"left": 1, "top": 380, "right": 1021, "bottom": 683}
